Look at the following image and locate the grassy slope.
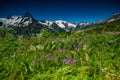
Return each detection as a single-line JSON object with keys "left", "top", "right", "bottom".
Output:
{"left": 0, "top": 21, "right": 120, "bottom": 80}
{"left": 83, "top": 20, "right": 120, "bottom": 32}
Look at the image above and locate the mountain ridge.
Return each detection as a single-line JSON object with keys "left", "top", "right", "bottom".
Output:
{"left": 0, "top": 12, "right": 120, "bottom": 32}
{"left": 0, "top": 12, "right": 90, "bottom": 32}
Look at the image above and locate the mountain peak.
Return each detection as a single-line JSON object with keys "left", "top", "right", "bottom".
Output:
{"left": 107, "top": 12, "right": 120, "bottom": 23}
{"left": 24, "top": 12, "right": 34, "bottom": 19}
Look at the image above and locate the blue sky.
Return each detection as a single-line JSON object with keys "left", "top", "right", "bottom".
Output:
{"left": 0, "top": 0, "right": 120, "bottom": 22}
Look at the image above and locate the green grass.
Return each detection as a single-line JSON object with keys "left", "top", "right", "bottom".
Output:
{"left": 0, "top": 25, "right": 120, "bottom": 80}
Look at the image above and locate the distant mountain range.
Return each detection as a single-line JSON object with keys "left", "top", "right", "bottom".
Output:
{"left": 0, "top": 12, "right": 120, "bottom": 32}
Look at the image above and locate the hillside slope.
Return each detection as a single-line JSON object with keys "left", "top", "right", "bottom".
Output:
{"left": 0, "top": 20, "right": 120, "bottom": 79}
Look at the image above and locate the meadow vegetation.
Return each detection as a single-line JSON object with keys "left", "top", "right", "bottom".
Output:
{"left": 0, "top": 21, "right": 120, "bottom": 80}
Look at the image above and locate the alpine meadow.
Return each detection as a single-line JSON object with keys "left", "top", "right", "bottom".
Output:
{"left": 0, "top": 12, "right": 120, "bottom": 80}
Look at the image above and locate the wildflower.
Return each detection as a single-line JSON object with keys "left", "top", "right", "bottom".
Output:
{"left": 40, "top": 53, "right": 55, "bottom": 61}
{"left": 61, "top": 58, "right": 79, "bottom": 65}
{"left": 31, "top": 60, "right": 35, "bottom": 65}
{"left": 59, "top": 48, "right": 65, "bottom": 52}
{"left": 46, "top": 54, "right": 54, "bottom": 61}
{"left": 76, "top": 44, "right": 82, "bottom": 49}
{"left": 76, "top": 43, "right": 82, "bottom": 52}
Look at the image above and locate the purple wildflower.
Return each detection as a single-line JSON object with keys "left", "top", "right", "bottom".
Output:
{"left": 59, "top": 48, "right": 65, "bottom": 52}
{"left": 31, "top": 60, "right": 35, "bottom": 65}
{"left": 40, "top": 53, "right": 55, "bottom": 61}
{"left": 61, "top": 58, "right": 79, "bottom": 64}
{"left": 46, "top": 54, "right": 54, "bottom": 61}
{"left": 76, "top": 44, "right": 82, "bottom": 49}
{"left": 76, "top": 44, "right": 82, "bottom": 52}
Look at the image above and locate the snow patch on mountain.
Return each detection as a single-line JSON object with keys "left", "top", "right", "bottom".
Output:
{"left": 0, "top": 16, "right": 22, "bottom": 27}
{"left": 67, "top": 23, "right": 76, "bottom": 28}
{"left": 21, "top": 17, "right": 33, "bottom": 26}
{"left": 79, "top": 22, "right": 89, "bottom": 26}
{"left": 107, "top": 13, "right": 120, "bottom": 23}
{"left": 39, "top": 20, "right": 53, "bottom": 26}
{"left": 55, "top": 20, "right": 66, "bottom": 28}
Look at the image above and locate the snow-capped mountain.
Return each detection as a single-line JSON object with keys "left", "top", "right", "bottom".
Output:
{"left": 0, "top": 12, "right": 91, "bottom": 32}
{"left": 39, "top": 20, "right": 53, "bottom": 27}
{"left": 10, "top": 12, "right": 120, "bottom": 32}
{"left": 107, "top": 13, "right": 120, "bottom": 23}
{"left": 79, "top": 22, "right": 89, "bottom": 26}
{"left": 0, "top": 12, "right": 120, "bottom": 34}
{"left": 76, "top": 22, "right": 90, "bottom": 29}
{"left": 19, "top": 12, "right": 38, "bottom": 26}
{"left": 0, "top": 16, "right": 22, "bottom": 27}
{"left": 55, "top": 20, "right": 76, "bottom": 28}
{"left": 39, "top": 20, "right": 77, "bottom": 31}
{"left": 0, "top": 12, "right": 38, "bottom": 27}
